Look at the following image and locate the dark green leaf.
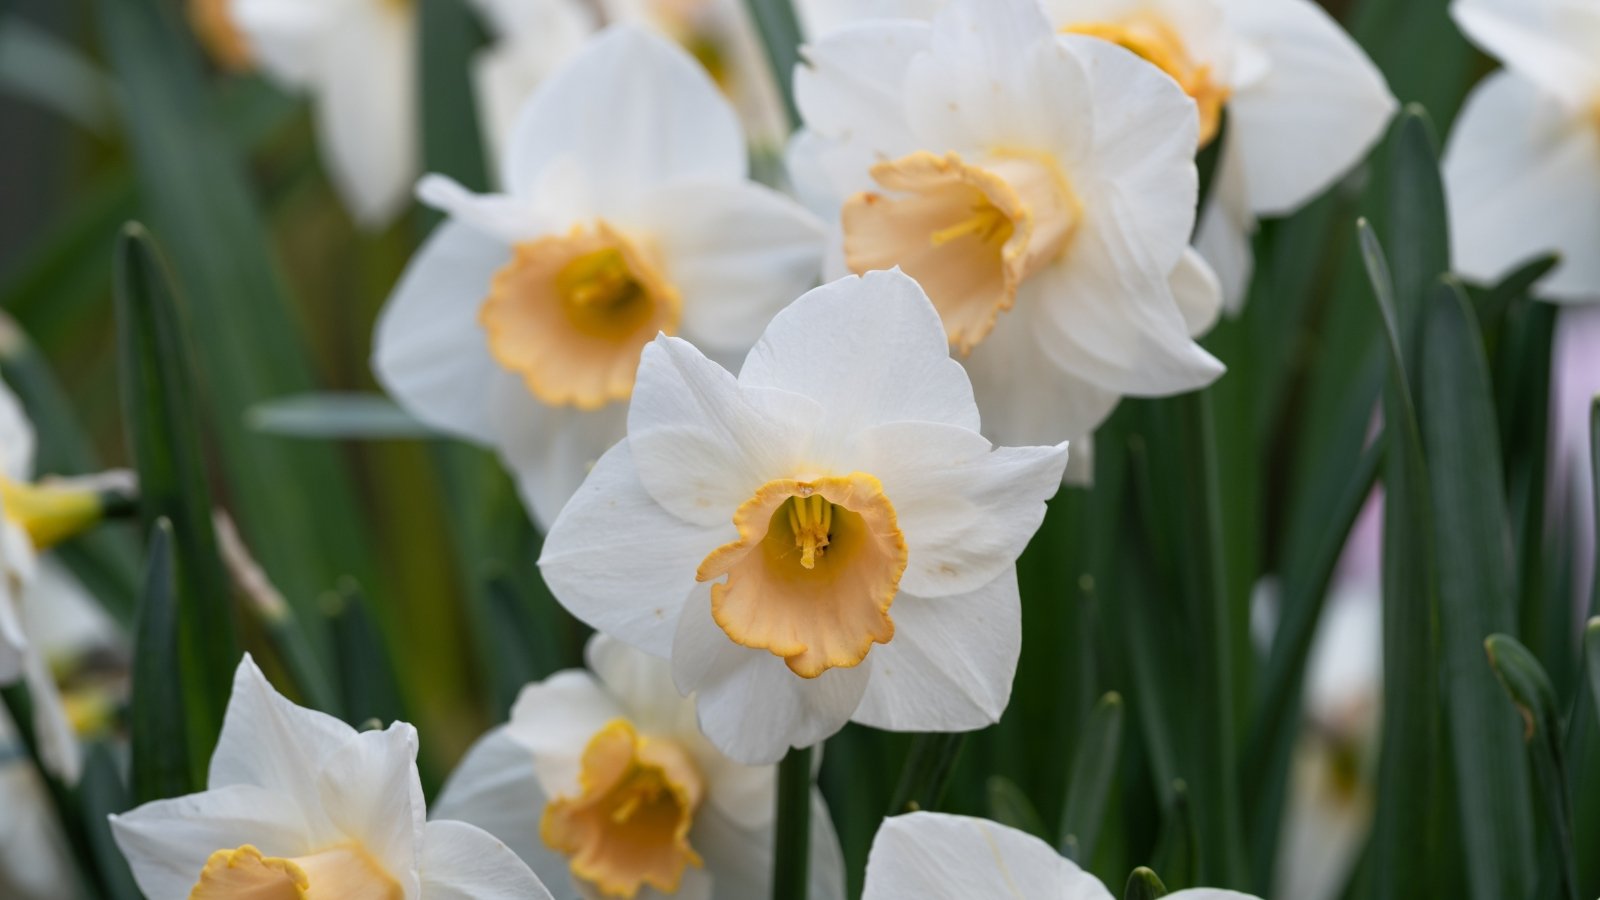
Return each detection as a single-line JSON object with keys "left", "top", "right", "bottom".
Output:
{"left": 743, "top": 0, "right": 803, "bottom": 129}
{"left": 986, "top": 776, "right": 1049, "bottom": 840}
{"left": 1485, "top": 634, "right": 1579, "bottom": 900}
{"left": 1420, "top": 280, "right": 1537, "bottom": 898}
{"left": 76, "top": 743, "right": 142, "bottom": 900}
{"left": 1473, "top": 253, "right": 1560, "bottom": 334}
{"left": 771, "top": 744, "right": 814, "bottom": 900}
{"left": 128, "top": 518, "right": 192, "bottom": 802}
{"left": 95, "top": 0, "right": 377, "bottom": 645}
{"left": 114, "top": 226, "right": 237, "bottom": 770}
{"left": 1586, "top": 619, "right": 1600, "bottom": 743}
{"left": 246, "top": 392, "right": 432, "bottom": 440}
{"left": 1358, "top": 220, "right": 1444, "bottom": 900}
{"left": 327, "top": 580, "right": 408, "bottom": 729}
{"left": 1060, "top": 691, "right": 1123, "bottom": 861}
{"left": 419, "top": 0, "right": 490, "bottom": 229}
{"left": 886, "top": 733, "right": 965, "bottom": 816}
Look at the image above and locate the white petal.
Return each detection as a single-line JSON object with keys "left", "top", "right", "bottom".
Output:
{"left": 1034, "top": 201, "right": 1226, "bottom": 395}
{"left": 901, "top": 0, "right": 1071, "bottom": 156}
{"left": 1450, "top": 0, "right": 1600, "bottom": 108}
{"left": 309, "top": 3, "right": 417, "bottom": 227}
{"left": 419, "top": 819, "right": 553, "bottom": 900}
{"left": 0, "top": 589, "right": 25, "bottom": 684}
{"left": 492, "top": 385, "right": 628, "bottom": 530}
{"left": 539, "top": 440, "right": 722, "bottom": 655}
{"left": 799, "top": 0, "right": 943, "bottom": 37}
{"left": 0, "top": 376, "right": 36, "bottom": 481}
{"left": 1171, "top": 248, "right": 1224, "bottom": 338}
{"left": 415, "top": 175, "right": 549, "bottom": 245}
{"left": 502, "top": 25, "right": 745, "bottom": 217}
{"left": 960, "top": 307, "right": 1120, "bottom": 452}
{"left": 22, "top": 649, "right": 79, "bottom": 784}
{"left": 691, "top": 789, "right": 847, "bottom": 900}
{"left": 230, "top": 0, "right": 334, "bottom": 87}
{"left": 1194, "top": 133, "right": 1258, "bottom": 313}
{"left": 1443, "top": 71, "right": 1600, "bottom": 301}
{"left": 631, "top": 180, "right": 826, "bottom": 353}
{"left": 314, "top": 723, "right": 426, "bottom": 896}
{"left": 794, "top": 21, "right": 931, "bottom": 194}
{"left": 627, "top": 336, "right": 821, "bottom": 527}
{"left": 505, "top": 670, "right": 626, "bottom": 799}
{"left": 861, "top": 812, "right": 1113, "bottom": 899}
{"left": 1063, "top": 434, "right": 1095, "bottom": 486}
{"left": 110, "top": 784, "right": 314, "bottom": 900}
{"left": 854, "top": 421, "right": 1064, "bottom": 597}
{"left": 852, "top": 570, "right": 1021, "bottom": 731}
{"left": 1166, "top": 892, "right": 1263, "bottom": 900}
{"left": 208, "top": 655, "right": 356, "bottom": 837}
{"left": 431, "top": 727, "right": 568, "bottom": 885}
{"left": 1223, "top": 0, "right": 1397, "bottom": 216}
{"left": 1069, "top": 33, "right": 1201, "bottom": 275}
{"left": 585, "top": 634, "right": 699, "bottom": 739}
{"left": 740, "top": 270, "right": 980, "bottom": 433}
{"left": 372, "top": 220, "right": 511, "bottom": 446}
{"left": 672, "top": 586, "right": 870, "bottom": 765}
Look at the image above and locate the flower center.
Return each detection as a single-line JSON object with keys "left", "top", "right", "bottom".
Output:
{"left": 696, "top": 474, "right": 908, "bottom": 678}
{"left": 842, "top": 151, "right": 1078, "bottom": 355}
{"left": 188, "top": 844, "right": 401, "bottom": 900}
{"left": 1063, "top": 18, "right": 1230, "bottom": 147}
{"left": 542, "top": 719, "right": 705, "bottom": 899}
{"left": 481, "top": 222, "right": 681, "bottom": 410}
{"left": 0, "top": 478, "right": 103, "bottom": 550}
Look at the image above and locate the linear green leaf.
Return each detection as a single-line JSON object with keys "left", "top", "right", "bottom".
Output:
{"left": 1587, "top": 619, "right": 1600, "bottom": 745}
{"left": 986, "top": 776, "right": 1048, "bottom": 840}
{"left": 1420, "top": 278, "right": 1537, "bottom": 898}
{"left": 327, "top": 581, "right": 409, "bottom": 728}
{"left": 94, "top": 0, "right": 376, "bottom": 641}
{"left": 1485, "top": 634, "right": 1579, "bottom": 900}
{"left": 419, "top": 0, "right": 490, "bottom": 220}
{"left": 886, "top": 733, "right": 965, "bottom": 816}
{"left": 77, "top": 744, "right": 142, "bottom": 900}
{"left": 246, "top": 393, "right": 433, "bottom": 440}
{"left": 1059, "top": 691, "right": 1124, "bottom": 861}
{"left": 127, "top": 518, "right": 190, "bottom": 804}
{"left": 1358, "top": 219, "right": 1443, "bottom": 900}
{"left": 742, "top": 0, "right": 804, "bottom": 128}
{"left": 1384, "top": 106, "right": 1449, "bottom": 365}
{"left": 114, "top": 227, "right": 237, "bottom": 771}
{"left": 771, "top": 744, "right": 814, "bottom": 900}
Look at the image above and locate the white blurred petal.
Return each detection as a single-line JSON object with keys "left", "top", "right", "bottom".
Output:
{"left": 419, "top": 819, "right": 553, "bottom": 900}
{"left": 1170, "top": 247, "right": 1224, "bottom": 338}
{"left": 861, "top": 812, "right": 1113, "bottom": 899}
{"left": 1450, "top": 0, "right": 1600, "bottom": 109}
{"left": 314, "top": 724, "right": 426, "bottom": 896}
{"left": 431, "top": 727, "right": 566, "bottom": 884}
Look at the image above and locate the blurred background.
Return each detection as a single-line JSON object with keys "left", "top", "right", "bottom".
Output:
{"left": 6, "top": 1, "right": 1595, "bottom": 899}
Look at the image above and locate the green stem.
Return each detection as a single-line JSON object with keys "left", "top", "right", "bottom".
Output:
{"left": 771, "top": 744, "right": 814, "bottom": 900}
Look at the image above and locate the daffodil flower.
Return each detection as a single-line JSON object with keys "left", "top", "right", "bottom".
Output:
{"left": 0, "top": 376, "right": 122, "bottom": 785}
{"left": 1444, "top": 0, "right": 1600, "bottom": 301}
{"left": 790, "top": 0, "right": 1224, "bottom": 477}
{"left": 861, "top": 812, "right": 1260, "bottom": 899}
{"left": 226, "top": 0, "right": 418, "bottom": 227}
{"left": 433, "top": 635, "right": 846, "bottom": 900}
{"left": 110, "top": 655, "right": 551, "bottom": 900}
{"left": 794, "top": 0, "right": 1396, "bottom": 310}
{"left": 539, "top": 270, "right": 1069, "bottom": 764}
{"left": 374, "top": 24, "right": 825, "bottom": 529}
{"left": 471, "top": 0, "right": 789, "bottom": 163}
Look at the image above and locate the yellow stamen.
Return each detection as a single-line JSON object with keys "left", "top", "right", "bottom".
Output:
{"left": 0, "top": 478, "right": 104, "bottom": 550}
{"left": 697, "top": 473, "right": 907, "bottom": 677}
{"left": 542, "top": 719, "right": 705, "bottom": 899}
{"left": 188, "top": 844, "right": 400, "bottom": 900}
{"left": 1063, "top": 18, "right": 1230, "bottom": 147}
{"left": 929, "top": 205, "right": 1012, "bottom": 247}
{"left": 481, "top": 222, "right": 681, "bottom": 410}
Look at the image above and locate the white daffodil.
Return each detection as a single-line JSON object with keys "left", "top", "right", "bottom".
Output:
{"left": 471, "top": 0, "right": 789, "bottom": 163}
{"left": 861, "top": 812, "right": 1259, "bottom": 900}
{"left": 795, "top": 0, "right": 1395, "bottom": 310}
{"left": 433, "top": 635, "right": 846, "bottom": 900}
{"left": 374, "top": 24, "right": 825, "bottom": 529}
{"left": 1444, "top": 0, "right": 1600, "bottom": 301}
{"left": 539, "top": 269, "right": 1069, "bottom": 764}
{"left": 110, "top": 655, "right": 551, "bottom": 900}
{"left": 0, "top": 375, "right": 121, "bottom": 786}
{"left": 790, "top": 0, "right": 1224, "bottom": 477}
{"left": 225, "top": 0, "right": 417, "bottom": 227}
